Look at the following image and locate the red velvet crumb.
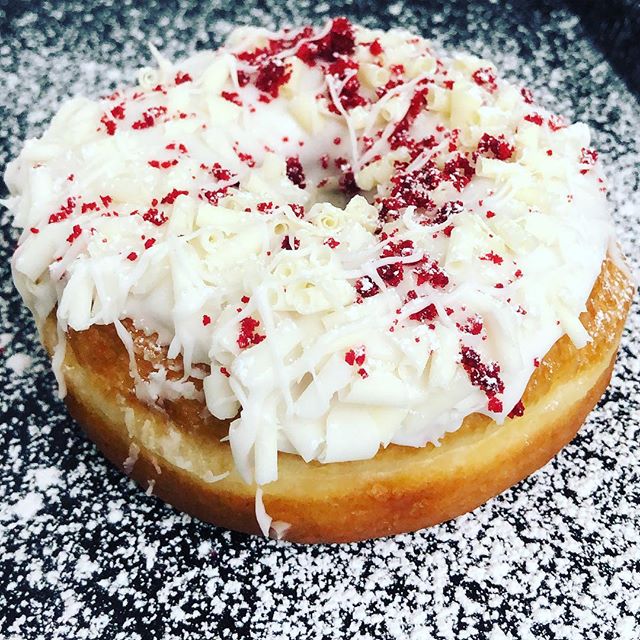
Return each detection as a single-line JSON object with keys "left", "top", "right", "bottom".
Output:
{"left": 237, "top": 317, "right": 266, "bottom": 349}
{"left": 286, "top": 156, "right": 306, "bottom": 188}
{"left": 507, "top": 400, "right": 525, "bottom": 419}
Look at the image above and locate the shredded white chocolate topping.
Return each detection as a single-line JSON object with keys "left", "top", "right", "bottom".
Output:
{"left": 5, "top": 19, "right": 613, "bottom": 485}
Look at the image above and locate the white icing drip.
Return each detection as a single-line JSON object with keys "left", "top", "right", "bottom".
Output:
{"left": 51, "top": 325, "right": 67, "bottom": 399}
{"left": 254, "top": 487, "right": 272, "bottom": 536}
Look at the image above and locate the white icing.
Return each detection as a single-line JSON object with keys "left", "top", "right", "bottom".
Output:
{"left": 254, "top": 487, "right": 272, "bottom": 536}
{"left": 5, "top": 20, "right": 614, "bottom": 487}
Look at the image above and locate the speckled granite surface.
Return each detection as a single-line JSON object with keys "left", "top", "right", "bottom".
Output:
{"left": 1, "top": 1, "right": 638, "bottom": 638}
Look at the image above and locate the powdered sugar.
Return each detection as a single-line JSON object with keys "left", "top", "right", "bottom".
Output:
{"left": 5, "top": 352, "right": 32, "bottom": 375}
{"left": 0, "top": 2, "right": 638, "bottom": 639}
{"left": 7, "top": 492, "right": 44, "bottom": 521}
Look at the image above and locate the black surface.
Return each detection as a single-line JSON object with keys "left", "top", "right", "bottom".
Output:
{"left": 0, "top": 2, "right": 639, "bottom": 639}
{"left": 568, "top": 0, "right": 640, "bottom": 97}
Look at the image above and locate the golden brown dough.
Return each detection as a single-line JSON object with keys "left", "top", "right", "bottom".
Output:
{"left": 41, "top": 258, "right": 633, "bottom": 543}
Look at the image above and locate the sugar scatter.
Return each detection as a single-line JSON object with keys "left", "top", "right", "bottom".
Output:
{"left": 0, "top": 2, "right": 638, "bottom": 639}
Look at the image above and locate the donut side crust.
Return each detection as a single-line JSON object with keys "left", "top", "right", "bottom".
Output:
{"left": 41, "top": 258, "right": 634, "bottom": 543}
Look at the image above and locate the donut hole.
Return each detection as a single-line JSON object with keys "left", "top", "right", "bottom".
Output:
{"left": 316, "top": 188, "right": 354, "bottom": 210}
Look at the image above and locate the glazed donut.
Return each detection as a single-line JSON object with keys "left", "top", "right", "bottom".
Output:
{"left": 6, "top": 19, "right": 633, "bottom": 543}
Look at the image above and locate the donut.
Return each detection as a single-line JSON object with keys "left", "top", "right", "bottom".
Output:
{"left": 6, "top": 18, "right": 633, "bottom": 543}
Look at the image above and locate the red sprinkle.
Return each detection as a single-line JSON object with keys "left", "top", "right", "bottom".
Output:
{"left": 148, "top": 159, "right": 179, "bottom": 169}
{"left": 175, "top": 71, "right": 193, "bottom": 85}
{"left": 100, "top": 115, "right": 116, "bottom": 135}
{"left": 580, "top": 147, "right": 598, "bottom": 169}
{"left": 81, "top": 202, "right": 98, "bottom": 214}
{"left": 221, "top": 90, "right": 242, "bottom": 106}
{"left": 458, "top": 315, "right": 484, "bottom": 336}
{"left": 126, "top": 251, "right": 138, "bottom": 261}
{"left": 409, "top": 302, "right": 438, "bottom": 323}
{"left": 132, "top": 106, "right": 167, "bottom": 130}
{"left": 166, "top": 142, "right": 189, "bottom": 154}
{"left": 160, "top": 188, "right": 189, "bottom": 205}
{"left": 369, "top": 39, "right": 383, "bottom": 56}
{"left": 345, "top": 345, "right": 367, "bottom": 367}
{"left": 460, "top": 346, "right": 504, "bottom": 402}
{"left": 110, "top": 104, "right": 125, "bottom": 120}
{"left": 198, "top": 187, "right": 227, "bottom": 206}
{"left": 480, "top": 251, "right": 504, "bottom": 265}
{"left": 379, "top": 163, "right": 440, "bottom": 222}
{"left": 296, "top": 17, "right": 356, "bottom": 65}
{"left": 66, "top": 224, "right": 82, "bottom": 244}
{"left": 256, "top": 201, "right": 275, "bottom": 213}
{"left": 324, "top": 237, "right": 340, "bottom": 249}
{"left": 548, "top": 114, "right": 566, "bottom": 131}
{"left": 255, "top": 59, "right": 292, "bottom": 98}
{"left": 415, "top": 262, "right": 449, "bottom": 289}
{"left": 235, "top": 147, "right": 256, "bottom": 167}
{"left": 144, "top": 238, "right": 156, "bottom": 249}
{"left": 281, "top": 235, "right": 300, "bottom": 251}
{"left": 355, "top": 276, "right": 379, "bottom": 298}
{"left": 202, "top": 314, "right": 212, "bottom": 326}
{"left": 443, "top": 155, "right": 475, "bottom": 191}
{"left": 220, "top": 366, "right": 230, "bottom": 378}
{"left": 520, "top": 87, "right": 534, "bottom": 104}
{"left": 289, "top": 203, "right": 305, "bottom": 219}
{"left": 49, "top": 197, "right": 76, "bottom": 224}
{"left": 142, "top": 207, "right": 168, "bottom": 226}
{"left": 285, "top": 156, "right": 306, "bottom": 189}
{"left": 524, "top": 113, "right": 544, "bottom": 126}
{"left": 472, "top": 67, "right": 497, "bottom": 93}
{"left": 508, "top": 400, "right": 525, "bottom": 419}
{"left": 476, "top": 133, "right": 514, "bottom": 161}
{"left": 237, "top": 317, "right": 266, "bottom": 349}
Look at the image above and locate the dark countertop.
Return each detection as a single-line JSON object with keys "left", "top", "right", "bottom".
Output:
{"left": 1, "top": 1, "right": 638, "bottom": 638}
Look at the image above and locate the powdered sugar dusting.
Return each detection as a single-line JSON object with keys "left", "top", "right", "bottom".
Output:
{"left": 0, "top": 2, "right": 638, "bottom": 639}
{"left": 5, "top": 352, "right": 32, "bottom": 375}
{"left": 7, "top": 493, "right": 44, "bottom": 521}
